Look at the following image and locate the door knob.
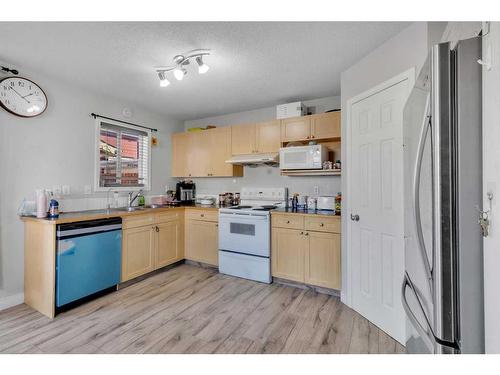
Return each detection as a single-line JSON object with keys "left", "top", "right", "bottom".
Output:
{"left": 350, "top": 214, "right": 360, "bottom": 222}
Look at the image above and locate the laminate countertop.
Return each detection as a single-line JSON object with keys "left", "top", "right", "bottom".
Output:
{"left": 272, "top": 207, "right": 341, "bottom": 217}
{"left": 20, "top": 204, "right": 219, "bottom": 225}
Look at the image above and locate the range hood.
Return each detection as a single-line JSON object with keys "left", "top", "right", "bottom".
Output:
{"left": 225, "top": 153, "right": 279, "bottom": 165}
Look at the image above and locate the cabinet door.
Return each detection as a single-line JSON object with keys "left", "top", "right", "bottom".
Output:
{"left": 305, "top": 231, "right": 341, "bottom": 289}
{"left": 156, "top": 220, "right": 183, "bottom": 269}
{"left": 187, "top": 131, "right": 210, "bottom": 177}
{"left": 256, "top": 120, "right": 281, "bottom": 153}
{"left": 171, "top": 132, "right": 189, "bottom": 177}
{"left": 280, "top": 117, "right": 311, "bottom": 142}
{"left": 310, "top": 111, "right": 341, "bottom": 140}
{"left": 122, "top": 225, "right": 155, "bottom": 282}
{"left": 271, "top": 227, "right": 305, "bottom": 282}
{"left": 207, "top": 127, "right": 233, "bottom": 176}
{"left": 185, "top": 219, "right": 219, "bottom": 266}
{"left": 231, "top": 123, "right": 256, "bottom": 155}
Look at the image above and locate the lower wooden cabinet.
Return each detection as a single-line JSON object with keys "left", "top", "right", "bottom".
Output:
{"left": 271, "top": 227, "right": 305, "bottom": 282}
{"left": 305, "top": 231, "right": 341, "bottom": 289}
{"left": 121, "top": 213, "right": 184, "bottom": 282}
{"left": 185, "top": 216, "right": 219, "bottom": 266}
{"left": 271, "top": 213, "right": 341, "bottom": 290}
{"left": 122, "top": 225, "right": 156, "bottom": 281}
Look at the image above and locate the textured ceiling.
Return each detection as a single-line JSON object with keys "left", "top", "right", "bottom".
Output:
{"left": 0, "top": 22, "right": 409, "bottom": 120}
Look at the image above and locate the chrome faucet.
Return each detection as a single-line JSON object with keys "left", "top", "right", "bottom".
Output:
{"left": 128, "top": 189, "right": 143, "bottom": 208}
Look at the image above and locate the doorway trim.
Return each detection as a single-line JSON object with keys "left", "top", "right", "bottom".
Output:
{"left": 341, "top": 67, "right": 415, "bottom": 308}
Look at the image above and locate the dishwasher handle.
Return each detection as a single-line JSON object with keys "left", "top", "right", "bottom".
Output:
{"left": 57, "top": 217, "right": 122, "bottom": 239}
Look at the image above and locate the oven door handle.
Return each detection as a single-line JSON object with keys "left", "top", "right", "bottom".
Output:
{"left": 219, "top": 213, "right": 269, "bottom": 221}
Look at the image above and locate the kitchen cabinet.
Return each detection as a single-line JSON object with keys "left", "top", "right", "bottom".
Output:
{"left": 185, "top": 209, "right": 219, "bottom": 266}
{"left": 122, "top": 212, "right": 184, "bottom": 282}
{"left": 281, "top": 111, "right": 341, "bottom": 142}
{"left": 271, "top": 227, "right": 305, "bottom": 282}
{"left": 271, "top": 213, "right": 341, "bottom": 290}
{"left": 122, "top": 225, "right": 156, "bottom": 281}
{"left": 231, "top": 120, "right": 281, "bottom": 155}
{"left": 171, "top": 128, "right": 242, "bottom": 177}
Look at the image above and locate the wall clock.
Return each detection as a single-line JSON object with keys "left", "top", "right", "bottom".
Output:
{"left": 0, "top": 76, "right": 48, "bottom": 117}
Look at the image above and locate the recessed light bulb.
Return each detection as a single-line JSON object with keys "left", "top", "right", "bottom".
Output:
{"left": 173, "top": 67, "right": 186, "bottom": 81}
{"left": 158, "top": 71, "right": 170, "bottom": 87}
{"left": 196, "top": 56, "right": 209, "bottom": 74}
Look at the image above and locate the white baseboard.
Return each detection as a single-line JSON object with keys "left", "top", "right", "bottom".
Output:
{"left": 0, "top": 293, "right": 24, "bottom": 311}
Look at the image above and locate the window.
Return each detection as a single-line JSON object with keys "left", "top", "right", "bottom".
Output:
{"left": 95, "top": 119, "right": 151, "bottom": 191}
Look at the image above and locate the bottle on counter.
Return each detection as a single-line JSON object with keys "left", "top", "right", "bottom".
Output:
{"left": 138, "top": 193, "right": 145, "bottom": 207}
{"left": 36, "top": 189, "right": 48, "bottom": 218}
{"left": 291, "top": 193, "right": 299, "bottom": 210}
{"left": 335, "top": 192, "right": 342, "bottom": 215}
{"left": 48, "top": 194, "right": 59, "bottom": 219}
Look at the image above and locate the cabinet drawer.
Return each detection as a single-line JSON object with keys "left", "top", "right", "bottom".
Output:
{"left": 304, "top": 216, "right": 341, "bottom": 233}
{"left": 185, "top": 209, "right": 218, "bottom": 222}
{"left": 122, "top": 214, "right": 156, "bottom": 230}
{"left": 272, "top": 214, "right": 304, "bottom": 229}
{"left": 156, "top": 211, "right": 180, "bottom": 224}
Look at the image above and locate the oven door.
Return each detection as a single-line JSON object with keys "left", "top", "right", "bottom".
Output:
{"left": 218, "top": 213, "right": 270, "bottom": 257}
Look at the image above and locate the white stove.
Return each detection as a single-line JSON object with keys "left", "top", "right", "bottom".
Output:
{"left": 218, "top": 187, "right": 287, "bottom": 283}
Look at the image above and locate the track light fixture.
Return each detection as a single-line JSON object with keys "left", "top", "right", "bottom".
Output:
{"left": 155, "top": 49, "right": 210, "bottom": 88}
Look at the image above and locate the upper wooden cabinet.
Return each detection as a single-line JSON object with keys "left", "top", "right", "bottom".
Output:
{"left": 171, "top": 128, "right": 243, "bottom": 178}
{"left": 281, "top": 111, "right": 341, "bottom": 142}
{"left": 231, "top": 120, "right": 280, "bottom": 155}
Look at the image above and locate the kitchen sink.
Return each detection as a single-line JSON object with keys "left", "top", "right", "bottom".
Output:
{"left": 114, "top": 206, "right": 145, "bottom": 212}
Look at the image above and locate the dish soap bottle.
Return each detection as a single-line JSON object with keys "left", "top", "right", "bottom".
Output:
{"left": 48, "top": 193, "right": 59, "bottom": 219}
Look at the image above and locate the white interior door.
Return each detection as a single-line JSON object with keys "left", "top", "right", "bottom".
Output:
{"left": 349, "top": 78, "right": 409, "bottom": 344}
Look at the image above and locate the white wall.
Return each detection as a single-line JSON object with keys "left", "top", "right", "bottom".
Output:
{"left": 482, "top": 21, "right": 500, "bottom": 354}
{"left": 183, "top": 96, "right": 342, "bottom": 197}
{"left": 339, "top": 22, "right": 440, "bottom": 303}
{"left": 0, "top": 68, "right": 184, "bottom": 304}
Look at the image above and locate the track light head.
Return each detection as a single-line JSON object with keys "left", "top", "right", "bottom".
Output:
{"left": 196, "top": 56, "right": 209, "bottom": 74}
{"left": 158, "top": 71, "right": 170, "bottom": 87}
{"left": 173, "top": 67, "right": 187, "bottom": 81}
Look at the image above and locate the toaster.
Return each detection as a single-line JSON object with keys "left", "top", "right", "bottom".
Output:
{"left": 316, "top": 196, "right": 335, "bottom": 211}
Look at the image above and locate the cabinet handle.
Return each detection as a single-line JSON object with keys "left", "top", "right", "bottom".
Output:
{"left": 306, "top": 136, "right": 310, "bottom": 139}
{"left": 311, "top": 135, "right": 315, "bottom": 139}
{"left": 320, "top": 223, "right": 324, "bottom": 227}
{"left": 305, "top": 232, "right": 309, "bottom": 236}
{"left": 201, "top": 214, "right": 205, "bottom": 217}
{"left": 300, "top": 231, "right": 304, "bottom": 235}
{"left": 155, "top": 226, "right": 159, "bottom": 232}
{"left": 215, "top": 224, "right": 218, "bottom": 228}
{"left": 286, "top": 220, "right": 290, "bottom": 224}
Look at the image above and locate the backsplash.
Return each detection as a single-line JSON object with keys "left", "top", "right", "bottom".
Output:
{"left": 191, "top": 165, "right": 342, "bottom": 198}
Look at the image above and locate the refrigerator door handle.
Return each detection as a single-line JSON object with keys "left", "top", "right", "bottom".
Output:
{"left": 412, "top": 93, "right": 434, "bottom": 292}
{"left": 401, "top": 272, "right": 459, "bottom": 351}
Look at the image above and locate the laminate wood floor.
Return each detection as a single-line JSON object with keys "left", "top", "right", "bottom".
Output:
{"left": 0, "top": 264, "right": 405, "bottom": 354}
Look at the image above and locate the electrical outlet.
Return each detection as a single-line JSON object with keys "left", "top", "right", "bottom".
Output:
{"left": 313, "top": 185, "right": 319, "bottom": 195}
{"left": 84, "top": 185, "right": 92, "bottom": 195}
{"left": 62, "top": 185, "right": 71, "bottom": 195}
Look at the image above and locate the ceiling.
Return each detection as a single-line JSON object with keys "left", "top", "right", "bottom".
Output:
{"left": 0, "top": 22, "right": 410, "bottom": 120}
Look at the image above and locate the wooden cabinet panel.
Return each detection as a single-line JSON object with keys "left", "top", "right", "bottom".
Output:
{"left": 231, "top": 123, "right": 256, "bottom": 155}
{"left": 123, "top": 214, "right": 156, "bottom": 230}
{"left": 185, "top": 219, "right": 219, "bottom": 266}
{"left": 281, "top": 117, "right": 311, "bottom": 142}
{"left": 305, "top": 232, "right": 341, "bottom": 289}
{"left": 171, "top": 132, "right": 190, "bottom": 178}
{"left": 208, "top": 127, "right": 235, "bottom": 176}
{"left": 310, "top": 112, "right": 341, "bottom": 140}
{"left": 304, "top": 216, "right": 341, "bottom": 233}
{"left": 188, "top": 131, "right": 210, "bottom": 177}
{"left": 122, "top": 225, "right": 156, "bottom": 282}
{"left": 156, "top": 220, "right": 183, "bottom": 268}
{"left": 156, "top": 211, "right": 180, "bottom": 224}
{"left": 271, "top": 214, "right": 304, "bottom": 230}
{"left": 256, "top": 120, "right": 281, "bottom": 153}
{"left": 271, "top": 227, "right": 305, "bottom": 282}
{"left": 185, "top": 209, "right": 219, "bottom": 222}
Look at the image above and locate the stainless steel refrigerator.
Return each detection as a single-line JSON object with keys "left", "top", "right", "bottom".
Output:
{"left": 402, "top": 36, "right": 484, "bottom": 354}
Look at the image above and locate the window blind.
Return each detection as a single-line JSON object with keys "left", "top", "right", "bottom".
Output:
{"left": 98, "top": 121, "right": 150, "bottom": 189}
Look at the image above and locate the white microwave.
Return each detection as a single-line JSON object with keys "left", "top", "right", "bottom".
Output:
{"left": 279, "top": 145, "right": 328, "bottom": 170}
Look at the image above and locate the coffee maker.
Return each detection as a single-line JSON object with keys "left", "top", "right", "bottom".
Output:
{"left": 175, "top": 180, "right": 196, "bottom": 203}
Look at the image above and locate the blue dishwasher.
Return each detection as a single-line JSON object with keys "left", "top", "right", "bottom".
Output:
{"left": 56, "top": 217, "right": 122, "bottom": 307}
